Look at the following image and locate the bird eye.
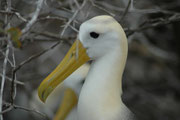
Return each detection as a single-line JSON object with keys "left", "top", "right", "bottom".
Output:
{"left": 81, "top": 79, "right": 85, "bottom": 85}
{"left": 90, "top": 32, "right": 99, "bottom": 39}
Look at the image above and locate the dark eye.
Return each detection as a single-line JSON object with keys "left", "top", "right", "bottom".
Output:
{"left": 81, "top": 79, "right": 85, "bottom": 85}
{"left": 90, "top": 32, "right": 99, "bottom": 39}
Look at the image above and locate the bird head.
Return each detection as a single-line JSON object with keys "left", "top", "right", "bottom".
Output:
{"left": 38, "top": 15, "right": 127, "bottom": 102}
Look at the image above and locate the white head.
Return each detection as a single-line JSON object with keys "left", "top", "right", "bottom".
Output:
{"left": 38, "top": 15, "right": 128, "bottom": 104}
{"left": 79, "top": 15, "right": 128, "bottom": 60}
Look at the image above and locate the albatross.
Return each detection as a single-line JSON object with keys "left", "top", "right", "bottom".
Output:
{"left": 38, "top": 15, "right": 135, "bottom": 120}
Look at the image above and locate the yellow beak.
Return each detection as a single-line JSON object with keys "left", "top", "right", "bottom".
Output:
{"left": 38, "top": 40, "right": 90, "bottom": 102}
{"left": 53, "top": 88, "right": 78, "bottom": 120}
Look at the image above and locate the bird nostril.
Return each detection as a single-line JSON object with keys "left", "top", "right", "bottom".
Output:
{"left": 72, "top": 51, "right": 76, "bottom": 56}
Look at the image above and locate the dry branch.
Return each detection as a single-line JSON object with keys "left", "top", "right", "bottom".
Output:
{"left": 90, "top": 0, "right": 115, "bottom": 17}
{"left": 0, "top": 0, "right": 11, "bottom": 119}
{"left": 60, "top": 0, "right": 87, "bottom": 37}
{"left": 125, "top": 14, "right": 180, "bottom": 36}
{"left": 29, "top": 31, "right": 74, "bottom": 45}
{"left": 0, "top": 73, "right": 24, "bottom": 85}
{"left": 13, "top": 104, "right": 49, "bottom": 120}
{"left": 37, "top": 16, "right": 66, "bottom": 22}
{"left": 13, "top": 41, "right": 62, "bottom": 73}
{"left": 120, "top": 0, "right": 132, "bottom": 22}
{"left": 0, "top": 10, "right": 27, "bottom": 22}
{"left": 0, "top": 102, "right": 49, "bottom": 120}
{"left": 22, "top": 0, "right": 44, "bottom": 34}
{"left": 0, "top": 44, "right": 10, "bottom": 120}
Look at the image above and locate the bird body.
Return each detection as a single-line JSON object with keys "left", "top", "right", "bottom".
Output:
{"left": 78, "top": 52, "right": 125, "bottom": 120}
{"left": 38, "top": 15, "right": 135, "bottom": 120}
{"left": 77, "top": 16, "right": 130, "bottom": 120}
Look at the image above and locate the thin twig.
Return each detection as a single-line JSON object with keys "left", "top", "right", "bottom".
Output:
{"left": 60, "top": 10, "right": 78, "bottom": 37}
{"left": 94, "top": 1, "right": 179, "bottom": 15}
{"left": 120, "top": 0, "right": 131, "bottom": 22}
{"left": 60, "top": 0, "right": 87, "bottom": 37}
{"left": 31, "top": 31, "right": 63, "bottom": 39}
{"left": 0, "top": 0, "right": 11, "bottom": 119}
{"left": 0, "top": 102, "right": 49, "bottom": 119}
{"left": 90, "top": 0, "right": 115, "bottom": 17}
{"left": 13, "top": 41, "right": 62, "bottom": 73}
{"left": 130, "top": 8, "right": 179, "bottom": 15}
{"left": 10, "top": 47, "right": 17, "bottom": 104}
{"left": 69, "top": 24, "right": 79, "bottom": 33}
{"left": 22, "top": 0, "right": 44, "bottom": 34}
{"left": 74, "top": 0, "right": 80, "bottom": 8}
{"left": 0, "top": 49, "right": 14, "bottom": 67}
{"left": 0, "top": 10, "right": 27, "bottom": 22}
{"left": 125, "top": 14, "right": 180, "bottom": 36}
{"left": 30, "top": 31, "right": 74, "bottom": 45}
{"left": 25, "top": 38, "right": 66, "bottom": 43}
{"left": 136, "top": 33, "right": 177, "bottom": 61}
{"left": 0, "top": 44, "right": 10, "bottom": 119}
{"left": 13, "top": 104, "right": 49, "bottom": 119}
{"left": 0, "top": 106, "right": 13, "bottom": 114}
{"left": 37, "top": 16, "right": 66, "bottom": 22}
{"left": 0, "top": 73, "right": 24, "bottom": 85}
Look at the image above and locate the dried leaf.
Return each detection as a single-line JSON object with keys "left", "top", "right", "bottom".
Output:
{"left": 7, "top": 27, "right": 22, "bottom": 48}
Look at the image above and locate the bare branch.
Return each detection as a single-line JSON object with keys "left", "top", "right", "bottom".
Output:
{"left": 94, "top": 1, "right": 124, "bottom": 12}
{"left": 13, "top": 41, "right": 62, "bottom": 73}
{"left": 30, "top": 31, "right": 74, "bottom": 45}
{"left": 89, "top": 0, "right": 115, "bottom": 17}
{"left": 0, "top": 49, "right": 14, "bottom": 67}
{"left": 120, "top": 0, "right": 132, "bottom": 22}
{"left": 31, "top": 31, "right": 63, "bottom": 40}
{"left": 94, "top": 1, "right": 179, "bottom": 15}
{"left": 135, "top": 33, "right": 178, "bottom": 61}
{"left": 10, "top": 47, "right": 17, "bottom": 104}
{"left": 69, "top": 24, "right": 79, "bottom": 33}
{"left": 0, "top": 44, "right": 10, "bottom": 119}
{"left": 0, "top": 10, "right": 27, "bottom": 22}
{"left": 60, "top": 10, "right": 79, "bottom": 37}
{"left": 22, "top": 0, "right": 44, "bottom": 34}
{"left": 0, "top": 73, "right": 24, "bottom": 85}
{"left": 60, "top": 0, "right": 87, "bottom": 37}
{"left": 74, "top": 0, "right": 80, "bottom": 8}
{"left": 37, "top": 16, "right": 66, "bottom": 22}
{"left": 130, "top": 8, "right": 179, "bottom": 15}
{"left": 0, "top": 102, "right": 49, "bottom": 120}
{"left": 0, "top": 0, "right": 11, "bottom": 119}
{"left": 25, "top": 37, "right": 64, "bottom": 42}
{"left": 125, "top": 14, "right": 180, "bottom": 36}
{"left": 0, "top": 106, "right": 13, "bottom": 114}
{"left": 13, "top": 104, "right": 49, "bottom": 119}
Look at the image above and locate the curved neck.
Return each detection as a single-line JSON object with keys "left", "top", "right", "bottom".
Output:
{"left": 78, "top": 48, "right": 127, "bottom": 120}
{"left": 89, "top": 49, "right": 125, "bottom": 95}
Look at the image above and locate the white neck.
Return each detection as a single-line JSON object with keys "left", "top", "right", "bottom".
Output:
{"left": 78, "top": 47, "right": 128, "bottom": 120}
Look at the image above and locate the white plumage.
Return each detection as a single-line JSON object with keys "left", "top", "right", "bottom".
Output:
{"left": 77, "top": 15, "right": 134, "bottom": 120}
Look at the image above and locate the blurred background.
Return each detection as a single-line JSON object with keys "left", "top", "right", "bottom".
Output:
{"left": 0, "top": 0, "right": 180, "bottom": 120}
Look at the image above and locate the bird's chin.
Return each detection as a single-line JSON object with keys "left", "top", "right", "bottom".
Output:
{"left": 86, "top": 49, "right": 94, "bottom": 60}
